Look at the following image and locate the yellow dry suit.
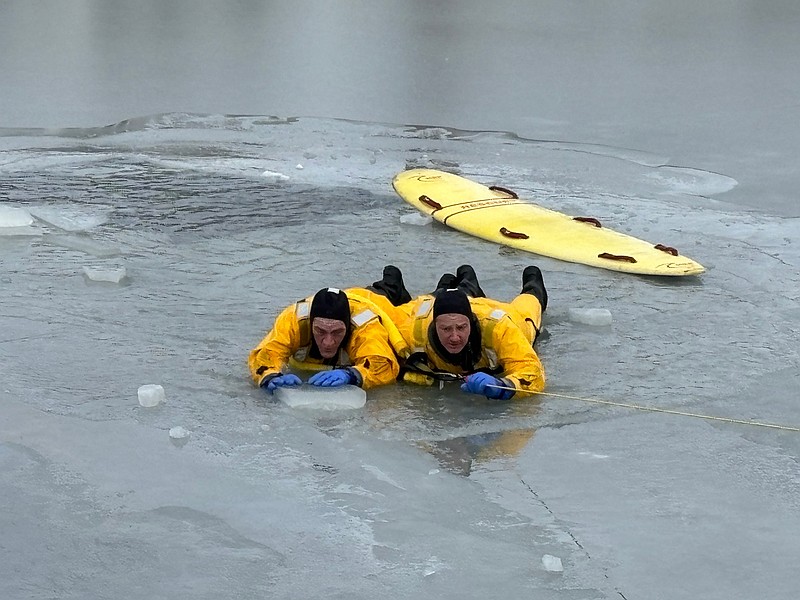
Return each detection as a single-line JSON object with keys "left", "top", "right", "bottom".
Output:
{"left": 393, "top": 293, "right": 546, "bottom": 396}
{"left": 248, "top": 290, "right": 400, "bottom": 390}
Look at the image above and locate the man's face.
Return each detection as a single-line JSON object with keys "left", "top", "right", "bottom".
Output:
{"left": 312, "top": 317, "right": 347, "bottom": 358}
{"left": 434, "top": 313, "right": 471, "bottom": 354}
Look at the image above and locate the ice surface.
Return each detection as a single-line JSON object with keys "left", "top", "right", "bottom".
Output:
{"left": 138, "top": 384, "right": 165, "bottom": 407}
{"left": 3, "top": 111, "right": 799, "bottom": 596}
{"left": 3, "top": 113, "right": 799, "bottom": 600}
{"left": 275, "top": 384, "right": 367, "bottom": 409}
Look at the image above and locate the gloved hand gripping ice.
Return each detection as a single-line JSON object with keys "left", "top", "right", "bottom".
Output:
{"left": 265, "top": 373, "right": 302, "bottom": 394}
{"left": 308, "top": 369, "right": 352, "bottom": 388}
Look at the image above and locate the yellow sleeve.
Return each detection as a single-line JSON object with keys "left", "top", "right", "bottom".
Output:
{"left": 492, "top": 319, "right": 546, "bottom": 395}
{"left": 247, "top": 304, "right": 302, "bottom": 386}
{"left": 346, "top": 313, "right": 400, "bottom": 389}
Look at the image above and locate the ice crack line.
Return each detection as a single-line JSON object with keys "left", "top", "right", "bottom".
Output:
{"left": 521, "top": 476, "right": 630, "bottom": 600}
{"left": 520, "top": 477, "right": 584, "bottom": 551}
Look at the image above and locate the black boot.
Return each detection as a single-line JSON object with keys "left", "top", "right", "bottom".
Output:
{"left": 433, "top": 273, "right": 458, "bottom": 296}
{"left": 455, "top": 264, "right": 486, "bottom": 298}
{"left": 367, "top": 265, "right": 412, "bottom": 306}
{"left": 521, "top": 265, "right": 548, "bottom": 312}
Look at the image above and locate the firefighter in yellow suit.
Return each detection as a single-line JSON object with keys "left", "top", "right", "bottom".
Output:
{"left": 248, "top": 266, "right": 412, "bottom": 393}
{"left": 391, "top": 265, "right": 548, "bottom": 400}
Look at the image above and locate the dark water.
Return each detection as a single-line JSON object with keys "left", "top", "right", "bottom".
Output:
{"left": 3, "top": 0, "right": 800, "bottom": 214}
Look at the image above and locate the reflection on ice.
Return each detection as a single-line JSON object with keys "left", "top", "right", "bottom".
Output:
{"left": 418, "top": 428, "right": 537, "bottom": 476}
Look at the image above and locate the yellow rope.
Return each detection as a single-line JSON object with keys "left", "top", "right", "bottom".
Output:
{"left": 488, "top": 385, "right": 800, "bottom": 432}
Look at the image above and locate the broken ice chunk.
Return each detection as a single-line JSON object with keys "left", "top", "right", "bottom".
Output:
{"left": 138, "top": 384, "right": 165, "bottom": 407}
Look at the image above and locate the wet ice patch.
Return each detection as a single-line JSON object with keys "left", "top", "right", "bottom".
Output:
{"left": 142, "top": 154, "right": 287, "bottom": 180}
{"left": 0, "top": 150, "right": 110, "bottom": 173}
{"left": 44, "top": 234, "right": 121, "bottom": 257}
{"left": 421, "top": 556, "right": 447, "bottom": 577}
{"left": 400, "top": 212, "right": 432, "bottom": 226}
{"left": 647, "top": 166, "right": 737, "bottom": 197}
{"left": 28, "top": 205, "right": 109, "bottom": 232}
{"left": 361, "top": 464, "right": 406, "bottom": 490}
{"left": 577, "top": 451, "right": 610, "bottom": 459}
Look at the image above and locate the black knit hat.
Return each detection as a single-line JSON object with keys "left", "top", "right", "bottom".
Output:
{"left": 310, "top": 287, "right": 351, "bottom": 324}
{"left": 433, "top": 288, "right": 473, "bottom": 319}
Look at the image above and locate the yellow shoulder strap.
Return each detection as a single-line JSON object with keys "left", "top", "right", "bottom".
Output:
{"left": 295, "top": 300, "right": 311, "bottom": 346}
{"left": 411, "top": 297, "right": 435, "bottom": 352}
{"left": 351, "top": 307, "right": 377, "bottom": 327}
{"left": 480, "top": 308, "right": 507, "bottom": 364}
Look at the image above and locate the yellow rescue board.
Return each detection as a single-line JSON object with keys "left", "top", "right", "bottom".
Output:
{"left": 393, "top": 169, "right": 705, "bottom": 276}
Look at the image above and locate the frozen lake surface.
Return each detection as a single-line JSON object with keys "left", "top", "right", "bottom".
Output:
{"left": 3, "top": 114, "right": 798, "bottom": 600}
{"left": 2, "top": 2, "right": 800, "bottom": 599}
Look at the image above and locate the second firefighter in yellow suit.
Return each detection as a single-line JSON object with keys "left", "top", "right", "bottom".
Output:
{"left": 390, "top": 265, "right": 548, "bottom": 400}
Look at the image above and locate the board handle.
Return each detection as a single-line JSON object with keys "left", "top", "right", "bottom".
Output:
{"left": 489, "top": 185, "right": 519, "bottom": 199}
{"left": 419, "top": 194, "right": 442, "bottom": 210}
{"left": 573, "top": 216, "right": 603, "bottom": 228}
{"left": 500, "top": 227, "right": 529, "bottom": 240}
{"left": 598, "top": 252, "right": 637, "bottom": 263}
{"left": 655, "top": 244, "right": 679, "bottom": 256}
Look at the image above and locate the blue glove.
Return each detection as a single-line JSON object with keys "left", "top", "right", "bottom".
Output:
{"left": 308, "top": 369, "right": 352, "bottom": 388}
{"left": 460, "top": 372, "right": 511, "bottom": 400}
{"left": 265, "top": 373, "right": 302, "bottom": 394}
